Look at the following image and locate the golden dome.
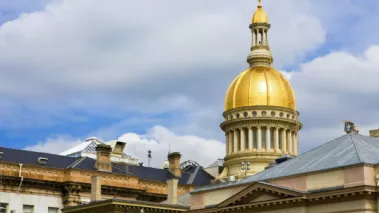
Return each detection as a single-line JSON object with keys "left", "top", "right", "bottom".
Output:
{"left": 225, "top": 66, "right": 296, "bottom": 111}
{"left": 252, "top": 2, "right": 269, "bottom": 24}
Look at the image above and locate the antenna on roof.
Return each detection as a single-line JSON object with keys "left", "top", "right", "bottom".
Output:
{"left": 148, "top": 150, "right": 152, "bottom": 167}
{"left": 168, "top": 140, "right": 171, "bottom": 154}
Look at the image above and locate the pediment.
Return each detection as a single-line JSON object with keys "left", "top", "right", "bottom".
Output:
{"left": 217, "top": 182, "right": 304, "bottom": 207}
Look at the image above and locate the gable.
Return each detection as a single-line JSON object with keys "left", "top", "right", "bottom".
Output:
{"left": 251, "top": 194, "right": 278, "bottom": 203}
{"left": 217, "top": 182, "right": 304, "bottom": 207}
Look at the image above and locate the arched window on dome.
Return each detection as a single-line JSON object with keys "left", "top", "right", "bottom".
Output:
{"left": 253, "top": 128, "right": 258, "bottom": 149}
{"left": 261, "top": 127, "right": 267, "bottom": 148}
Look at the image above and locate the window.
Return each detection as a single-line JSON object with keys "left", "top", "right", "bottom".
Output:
{"left": 48, "top": 207, "right": 59, "bottom": 213}
{"left": 0, "top": 203, "right": 8, "bottom": 213}
{"left": 270, "top": 128, "right": 275, "bottom": 149}
{"left": 23, "top": 205, "right": 34, "bottom": 213}
{"left": 253, "top": 128, "right": 258, "bottom": 148}
{"left": 245, "top": 128, "right": 249, "bottom": 149}
{"left": 278, "top": 130, "right": 282, "bottom": 149}
{"left": 237, "top": 130, "right": 241, "bottom": 151}
{"left": 261, "top": 127, "right": 267, "bottom": 148}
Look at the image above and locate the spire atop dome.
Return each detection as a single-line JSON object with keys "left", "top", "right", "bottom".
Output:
{"left": 252, "top": 0, "right": 268, "bottom": 24}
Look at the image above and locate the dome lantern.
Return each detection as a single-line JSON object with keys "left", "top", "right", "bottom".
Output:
{"left": 219, "top": 0, "right": 302, "bottom": 182}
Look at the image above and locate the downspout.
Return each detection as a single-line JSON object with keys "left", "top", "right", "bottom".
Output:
{"left": 17, "top": 163, "right": 23, "bottom": 195}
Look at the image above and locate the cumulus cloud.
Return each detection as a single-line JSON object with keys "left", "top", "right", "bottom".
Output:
{"left": 25, "top": 135, "right": 82, "bottom": 154}
{"left": 25, "top": 125, "right": 224, "bottom": 168}
{"left": 0, "top": 0, "right": 325, "bottom": 130}
{"left": 292, "top": 45, "right": 379, "bottom": 151}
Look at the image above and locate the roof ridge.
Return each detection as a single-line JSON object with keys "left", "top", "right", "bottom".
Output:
{"left": 67, "top": 156, "right": 87, "bottom": 169}
{"left": 187, "top": 166, "right": 201, "bottom": 184}
{"left": 349, "top": 134, "right": 363, "bottom": 163}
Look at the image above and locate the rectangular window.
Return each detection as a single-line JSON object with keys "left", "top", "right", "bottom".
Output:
{"left": 23, "top": 205, "right": 34, "bottom": 213}
{"left": 48, "top": 207, "right": 59, "bottom": 213}
{"left": 253, "top": 128, "right": 258, "bottom": 148}
{"left": 0, "top": 203, "right": 8, "bottom": 213}
{"left": 237, "top": 130, "right": 241, "bottom": 151}
{"left": 278, "top": 130, "right": 282, "bottom": 149}
{"left": 261, "top": 128, "right": 266, "bottom": 148}
{"left": 245, "top": 128, "right": 249, "bottom": 149}
{"left": 270, "top": 128, "right": 275, "bottom": 149}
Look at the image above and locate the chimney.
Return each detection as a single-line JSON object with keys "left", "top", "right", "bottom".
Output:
{"left": 168, "top": 152, "right": 181, "bottom": 178}
{"left": 90, "top": 176, "right": 102, "bottom": 202}
{"left": 370, "top": 129, "right": 379, "bottom": 138}
{"left": 95, "top": 144, "right": 112, "bottom": 172}
{"left": 166, "top": 152, "right": 181, "bottom": 205}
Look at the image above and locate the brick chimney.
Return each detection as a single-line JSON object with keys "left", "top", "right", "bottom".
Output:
{"left": 168, "top": 152, "right": 181, "bottom": 178}
{"left": 90, "top": 176, "right": 102, "bottom": 202}
{"left": 95, "top": 144, "right": 112, "bottom": 172}
{"left": 370, "top": 129, "right": 379, "bottom": 138}
{"left": 166, "top": 152, "right": 181, "bottom": 205}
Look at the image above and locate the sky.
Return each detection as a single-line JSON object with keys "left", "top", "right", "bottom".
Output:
{"left": 1, "top": 0, "right": 379, "bottom": 168}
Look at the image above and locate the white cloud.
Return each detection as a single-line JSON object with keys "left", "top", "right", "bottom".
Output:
{"left": 25, "top": 135, "right": 82, "bottom": 154}
{"left": 291, "top": 45, "right": 379, "bottom": 151}
{"left": 0, "top": 0, "right": 325, "bottom": 128}
{"left": 25, "top": 125, "right": 224, "bottom": 168}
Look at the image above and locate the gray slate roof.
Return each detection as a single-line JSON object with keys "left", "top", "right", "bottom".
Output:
{"left": 192, "top": 133, "right": 379, "bottom": 193}
{"left": 0, "top": 146, "right": 213, "bottom": 186}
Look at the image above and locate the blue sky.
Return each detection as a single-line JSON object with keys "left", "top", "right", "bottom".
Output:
{"left": 1, "top": 0, "right": 379, "bottom": 167}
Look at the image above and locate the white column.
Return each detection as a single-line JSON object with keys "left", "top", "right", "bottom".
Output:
{"left": 293, "top": 132, "right": 298, "bottom": 155}
{"left": 234, "top": 130, "right": 238, "bottom": 153}
{"left": 257, "top": 127, "right": 262, "bottom": 151}
{"left": 241, "top": 128, "right": 246, "bottom": 151}
{"left": 248, "top": 127, "right": 253, "bottom": 151}
{"left": 226, "top": 132, "right": 229, "bottom": 156}
{"left": 266, "top": 127, "right": 270, "bottom": 150}
{"left": 288, "top": 131, "right": 293, "bottom": 155}
{"left": 274, "top": 128, "right": 279, "bottom": 152}
{"left": 228, "top": 131, "right": 233, "bottom": 155}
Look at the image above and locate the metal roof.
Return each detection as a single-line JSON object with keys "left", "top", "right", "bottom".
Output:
{"left": 192, "top": 133, "right": 379, "bottom": 193}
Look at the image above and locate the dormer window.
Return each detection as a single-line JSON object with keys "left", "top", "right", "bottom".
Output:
{"left": 38, "top": 157, "right": 48, "bottom": 165}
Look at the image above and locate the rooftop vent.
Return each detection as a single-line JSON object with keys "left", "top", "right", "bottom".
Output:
{"left": 344, "top": 120, "right": 359, "bottom": 134}
{"left": 86, "top": 137, "right": 99, "bottom": 142}
{"left": 38, "top": 157, "right": 48, "bottom": 165}
{"left": 0, "top": 152, "right": 3, "bottom": 159}
{"left": 275, "top": 155, "right": 293, "bottom": 164}
{"left": 370, "top": 129, "right": 379, "bottom": 138}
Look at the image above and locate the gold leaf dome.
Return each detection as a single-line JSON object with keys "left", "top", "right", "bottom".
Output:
{"left": 225, "top": 66, "right": 296, "bottom": 111}
{"left": 252, "top": 2, "right": 269, "bottom": 24}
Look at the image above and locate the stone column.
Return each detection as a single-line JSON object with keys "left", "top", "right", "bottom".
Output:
{"left": 274, "top": 128, "right": 279, "bottom": 152}
{"left": 248, "top": 127, "right": 253, "bottom": 151}
{"left": 266, "top": 127, "right": 270, "bottom": 150}
{"left": 228, "top": 131, "right": 233, "bottom": 155}
{"left": 234, "top": 130, "right": 238, "bottom": 153}
{"left": 257, "top": 127, "right": 262, "bottom": 151}
{"left": 293, "top": 132, "right": 298, "bottom": 155}
{"left": 282, "top": 130, "right": 287, "bottom": 153}
{"left": 225, "top": 132, "right": 229, "bottom": 156}
{"left": 241, "top": 128, "right": 246, "bottom": 151}
{"left": 288, "top": 131, "right": 293, "bottom": 155}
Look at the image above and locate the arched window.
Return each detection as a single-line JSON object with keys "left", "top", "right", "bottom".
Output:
{"left": 270, "top": 128, "right": 275, "bottom": 149}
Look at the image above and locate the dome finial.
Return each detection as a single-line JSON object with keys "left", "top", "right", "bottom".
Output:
{"left": 258, "top": 0, "right": 262, "bottom": 8}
